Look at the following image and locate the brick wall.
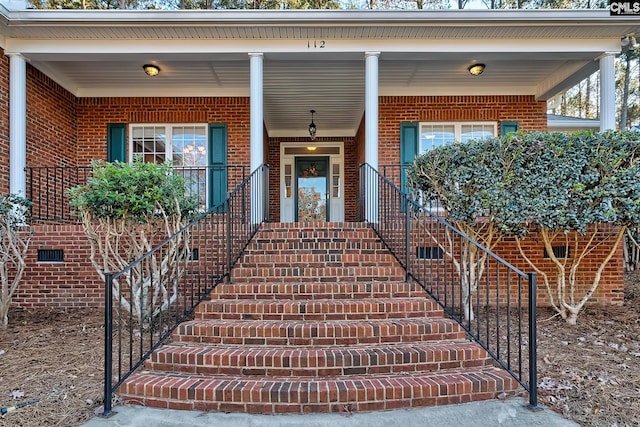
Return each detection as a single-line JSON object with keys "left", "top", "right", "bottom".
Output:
{"left": 378, "top": 95, "right": 547, "bottom": 167}
{"left": 13, "top": 224, "right": 103, "bottom": 309}
{"left": 75, "top": 97, "right": 251, "bottom": 170}
{"left": 0, "top": 50, "right": 9, "bottom": 193}
{"left": 26, "top": 66, "right": 77, "bottom": 169}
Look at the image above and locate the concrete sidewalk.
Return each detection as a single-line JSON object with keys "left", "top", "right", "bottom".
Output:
{"left": 82, "top": 397, "right": 578, "bottom": 427}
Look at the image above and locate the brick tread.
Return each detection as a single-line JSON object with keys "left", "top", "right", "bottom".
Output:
{"left": 211, "top": 282, "right": 424, "bottom": 300}
{"left": 173, "top": 317, "right": 466, "bottom": 346}
{"left": 231, "top": 266, "right": 405, "bottom": 283}
{"left": 196, "top": 297, "right": 441, "bottom": 321}
{"left": 147, "top": 341, "right": 493, "bottom": 376}
{"left": 121, "top": 367, "right": 520, "bottom": 413}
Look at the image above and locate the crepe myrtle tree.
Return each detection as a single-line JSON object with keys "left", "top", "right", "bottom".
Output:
{"left": 68, "top": 160, "right": 199, "bottom": 328}
{"left": 408, "top": 130, "right": 640, "bottom": 325}
{"left": 502, "top": 131, "right": 640, "bottom": 324}
{"left": 406, "top": 136, "right": 528, "bottom": 321}
{"left": 0, "top": 195, "right": 32, "bottom": 328}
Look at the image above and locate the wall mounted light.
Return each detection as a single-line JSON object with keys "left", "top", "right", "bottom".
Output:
{"left": 306, "top": 146, "right": 317, "bottom": 151}
{"left": 468, "top": 63, "right": 485, "bottom": 76}
{"left": 308, "top": 110, "right": 317, "bottom": 141}
{"left": 143, "top": 64, "right": 160, "bottom": 77}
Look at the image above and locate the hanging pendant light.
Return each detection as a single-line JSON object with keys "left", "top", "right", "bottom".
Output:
{"left": 308, "top": 110, "right": 317, "bottom": 141}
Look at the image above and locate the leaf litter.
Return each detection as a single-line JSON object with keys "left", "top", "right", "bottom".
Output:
{"left": 0, "top": 274, "right": 639, "bottom": 426}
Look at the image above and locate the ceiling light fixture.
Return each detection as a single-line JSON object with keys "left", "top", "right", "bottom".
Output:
{"left": 468, "top": 63, "right": 485, "bottom": 76}
{"left": 308, "top": 110, "right": 317, "bottom": 141}
{"left": 143, "top": 64, "right": 160, "bottom": 77}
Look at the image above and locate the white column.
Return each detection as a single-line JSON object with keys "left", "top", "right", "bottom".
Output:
{"left": 9, "top": 53, "right": 26, "bottom": 198}
{"left": 249, "top": 53, "right": 264, "bottom": 223}
{"left": 364, "top": 52, "right": 380, "bottom": 223}
{"left": 365, "top": 52, "right": 380, "bottom": 170}
{"left": 599, "top": 52, "right": 616, "bottom": 131}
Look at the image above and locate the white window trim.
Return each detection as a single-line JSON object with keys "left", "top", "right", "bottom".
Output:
{"left": 128, "top": 123, "right": 210, "bottom": 209}
{"left": 128, "top": 123, "right": 208, "bottom": 163}
{"left": 418, "top": 121, "right": 497, "bottom": 154}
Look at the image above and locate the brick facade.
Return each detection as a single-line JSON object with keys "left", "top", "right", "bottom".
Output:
{"left": 378, "top": 95, "right": 547, "bottom": 167}
{"left": 3, "top": 65, "right": 622, "bottom": 311}
{"left": 0, "top": 50, "right": 9, "bottom": 193}
{"left": 76, "top": 97, "right": 251, "bottom": 170}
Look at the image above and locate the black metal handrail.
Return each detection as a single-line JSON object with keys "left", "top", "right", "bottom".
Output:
{"left": 359, "top": 163, "right": 538, "bottom": 409}
{"left": 26, "top": 165, "right": 249, "bottom": 221}
{"left": 102, "top": 164, "right": 269, "bottom": 417}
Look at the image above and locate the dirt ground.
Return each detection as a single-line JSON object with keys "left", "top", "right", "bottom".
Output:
{"left": 0, "top": 275, "right": 639, "bottom": 426}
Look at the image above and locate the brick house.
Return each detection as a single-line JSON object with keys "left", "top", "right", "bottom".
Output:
{"left": 0, "top": 5, "right": 633, "bottom": 309}
{"left": 1, "top": 4, "right": 638, "bottom": 413}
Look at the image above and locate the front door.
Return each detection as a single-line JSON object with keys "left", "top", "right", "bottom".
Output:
{"left": 295, "top": 156, "right": 329, "bottom": 222}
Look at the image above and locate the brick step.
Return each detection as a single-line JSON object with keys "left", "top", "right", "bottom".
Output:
{"left": 234, "top": 253, "right": 399, "bottom": 268}
{"left": 195, "top": 298, "right": 441, "bottom": 321}
{"left": 146, "top": 342, "right": 493, "bottom": 377}
{"left": 210, "top": 282, "right": 426, "bottom": 300}
{"left": 230, "top": 266, "right": 405, "bottom": 283}
{"left": 120, "top": 367, "right": 520, "bottom": 414}
{"left": 247, "top": 241, "right": 389, "bottom": 252}
{"left": 173, "top": 318, "right": 466, "bottom": 346}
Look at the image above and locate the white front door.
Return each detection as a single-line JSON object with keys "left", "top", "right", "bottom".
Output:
{"left": 280, "top": 142, "right": 344, "bottom": 223}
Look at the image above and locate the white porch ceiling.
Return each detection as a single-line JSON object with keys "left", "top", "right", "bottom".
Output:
{"left": 3, "top": 9, "right": 639, "bottom": 138}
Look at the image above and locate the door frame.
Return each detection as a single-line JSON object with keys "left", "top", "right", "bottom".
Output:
{"left": 280, "top": 141, "right": 344, "bottom": 223}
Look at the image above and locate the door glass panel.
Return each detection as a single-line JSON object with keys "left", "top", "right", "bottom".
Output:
{"left": 297, "top": 158, "right": 328, "bottom": 222}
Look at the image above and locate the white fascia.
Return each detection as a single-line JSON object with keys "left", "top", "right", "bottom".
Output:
{"left": 4, "top": 36, "right": 618, "bottom": 56}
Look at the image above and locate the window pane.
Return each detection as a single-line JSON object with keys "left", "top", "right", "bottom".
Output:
{"left": 172, "top": 126, "right": 207, "bottom": 209}
{"left": 132, "top": 126, "right": 166, "bottom": 163}
{"left": 172, "top": 126, "right": 207, "bottom": 167}
{"left": 460, "top": 124, "right": 495, "bottom": 143}
{"left": 420, "top": 124, "right": 455, "bottom": 153}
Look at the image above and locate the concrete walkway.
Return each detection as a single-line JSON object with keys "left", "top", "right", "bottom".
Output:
{"left": 82, "top": 397, "right": 578, "bottom": 427}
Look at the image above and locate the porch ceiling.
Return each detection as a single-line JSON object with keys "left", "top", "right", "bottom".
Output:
{"left": 3, "top": 9, "right": 638, "bottom": 138}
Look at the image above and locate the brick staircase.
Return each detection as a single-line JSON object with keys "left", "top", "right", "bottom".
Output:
{"left": 120, "top": 222, "right": 520, "bottom": 413}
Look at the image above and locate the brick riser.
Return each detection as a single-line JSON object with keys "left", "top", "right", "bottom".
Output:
{"left": 120, "top": 222, "right": 521, "bottom": 414}
{"left": 231, "top": 223, "right": 406, "bottom": 283}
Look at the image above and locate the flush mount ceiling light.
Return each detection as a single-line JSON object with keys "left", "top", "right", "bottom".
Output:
{"left": 143, "top": 64, "right": 160, "bottom": 77}
{"left": 308, "top": 110, "right": 317, "bottom": 141}
{"left": 468, "top": 63, "right": 486, "bottom": 76}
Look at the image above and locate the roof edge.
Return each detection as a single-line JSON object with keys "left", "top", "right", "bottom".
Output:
{"left": 0, "top": 8, "right": 634, "bottom": 27}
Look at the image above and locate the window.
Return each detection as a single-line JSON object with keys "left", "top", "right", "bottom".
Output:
{"left": 130, "top": 124, "right": 208, "bottom": 209}
{"left": 419, "top": 122, "right": 497, "bottom": 154}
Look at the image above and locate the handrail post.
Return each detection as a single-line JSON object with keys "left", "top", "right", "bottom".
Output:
{"left": 263, "top": 165, "right": 269, "bottom": 222}
{"left": 227, "top": 198, "right": 232, "bottom": 283}
{"left": 404, "top": 195, "right": 410, "bottom": 283}
{"left": 528, "top": 272, "right": 540, "bottom": 411}
{"left": 102, "top": 272, "right": 115, "bottom": 418}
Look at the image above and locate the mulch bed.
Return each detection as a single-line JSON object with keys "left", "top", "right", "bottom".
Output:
{"left": 0, "top": 273, "right": 639, "bottom": 426}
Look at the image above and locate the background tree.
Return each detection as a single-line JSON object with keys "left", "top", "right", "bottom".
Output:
{"left": 0, "top": 195, "right": 32, "bottom": 328}
{"left": 68, "top": 160, "right": 199, "bottom": 327}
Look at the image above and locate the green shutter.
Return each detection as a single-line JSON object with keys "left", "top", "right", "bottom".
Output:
{"left": 208, "top": 123, "right": 227, "bottom": 209}
{"left": 500, "top": 121, "right": 520, "bottom": 136}
{"left": 400, "top": 122, "right": 419, "bottom": 194}
{"left": 107, "top": 123, "right": 126, "bottom": 162}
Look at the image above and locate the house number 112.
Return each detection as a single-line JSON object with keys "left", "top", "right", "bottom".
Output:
{"left": 308, "top": 40, "right": 326, "bottom": 48}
